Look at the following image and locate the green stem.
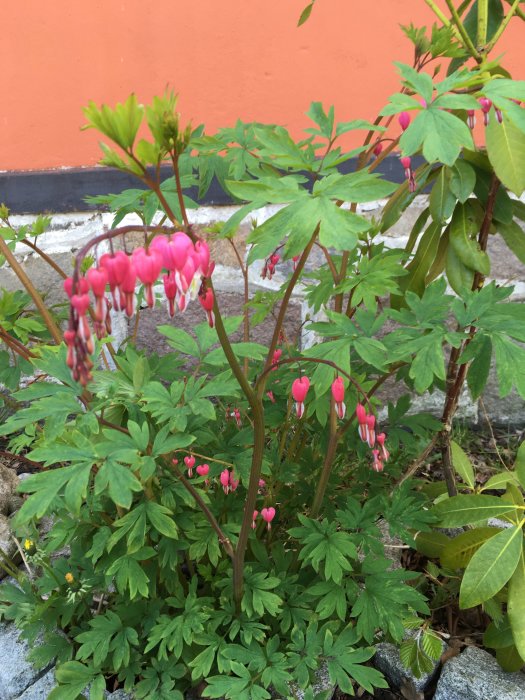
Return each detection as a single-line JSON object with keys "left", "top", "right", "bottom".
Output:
{"left": 477, "top": 0, "right": 489, "bottom": 48}
{"left": 261, "top": 229, "right": 319, "bottom": 379}
{"left": 444, "top": 0, "right": 482, "bottom": 59}
{"left": 0, "top": 238, "right": 62, "bottom": 345}
{"left": 212, "top": 286, "right": 256, "bottom": 407}
{"left": 310, "top": 400, "right": 339, "bottom": 518}
{"left": 486, "top": 0, "right": 522, "bottom": 51}
{"left": 232, "top": 397, "right": 264, "bottom": 610}
{"left": 424, "top": 0, "right": 454, "bottom": 27}
{"left": 171, "top": 153, "right": 190, "bottom": 228}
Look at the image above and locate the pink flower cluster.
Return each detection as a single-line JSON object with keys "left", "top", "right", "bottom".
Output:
{"left": 253, "top": 507, "right": 275, "bottom": 531}
{"left": 290, "top": 375, "right": 347, "bottom": 420}
{"left": 179, "top": 454, "right": 275, "bottom": 532}
{"left": 468, "top": 98, "right": 510, "bottom": 129}
{"left": 220, "top": 468, "right": 240, "bottom": 494}
{"left": 261, "top": 250, "right": 301, "bottom": 280}
{"left": 356, "top": 403, "right": 389, "bottom": 472}
{"left": 64, "top": 232, "right": 214, "bottom": 385}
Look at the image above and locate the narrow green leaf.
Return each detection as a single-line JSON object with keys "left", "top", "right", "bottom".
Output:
{"left": 498, "top": 220, "right": 525, "bottom": 265}
{"left": 486, "top": 118, "right": 525, "bottom": 196}
{"left": 508, "top": 550, "right": 525, "bottom": 659}
{"left": 449, "top": 160, "right": 476, "bottom": 203}
{"left": 433, "top": 494, "right": 519, "bottom": 526}
{"left": 440, "top": 527, "right": 499, "bottom": 569}
{"left": 414, "top": 531, "right": 450, "bottom": 559}
{"left": 484, "top": 616, "right": 514, "bottom": 649}
{"left": 449, "top": 203, "right": 490, "bottom": 275}
{"left": 298, "top": 4, "right": 314, "bottom": 27}
{"left": 460, "top": 525, "right": 523, "bottom": 608}
{"left": 515, "top": 442, "right": 525, "bottom": 490}
{"left": 466, "top": 335, "right": 492, "bottom": 400}
{"left": 450, "top": 440, "right": 475, "bottom": 490}
{"left": 446, "top": 245, "right": 474, "bottom": 296}
{"left": 429, "top": 167, "right": 456, "bottom": 222}
{"left": 481, "top": 471, "right": 519, "bottom": 491}
{"left": 402, "top": 221, "right": 442, "bottom": 297}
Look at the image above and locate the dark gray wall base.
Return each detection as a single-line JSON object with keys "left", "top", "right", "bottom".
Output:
{"left": 0, "top": 156, "right": 416, "bottom": 214}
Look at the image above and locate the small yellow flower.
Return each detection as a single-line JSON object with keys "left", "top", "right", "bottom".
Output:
{"left": 23, "top": 539, "right": 34, "bottom": 551}
{"left": 65, "top": 572, "right": 74, "bottom": 584}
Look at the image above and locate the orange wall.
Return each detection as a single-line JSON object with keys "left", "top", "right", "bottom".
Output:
{"left": 1, "top": 1, "right": 523, "bottom": 171}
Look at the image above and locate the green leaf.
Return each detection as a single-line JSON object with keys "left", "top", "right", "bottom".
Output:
{"left": 394, "top": 62, "right": 434, "bottom": 104}
{"left": 498, "top": 220, "right": 525, "bottom": 265}
{"left": 14, "top": 463, "right": 92, "bottom": 525}
{"left": 481, "top": 471, "right": 519, "bottom": 491}
{"left": 414, "top": 531, "right": 450, "bottom": 559}
{"left": 467, "top": 334, "right": 492, "bottom": 400}
{"left": 127, "top": 420, "right": 149, "bottom": 452}
{"left": 460, "top": 525, "right": 523, "bottom": 608}
{"left": 446, "top": 245, "right": 474, "bottom": 296}
{"left": 429, "top": 167, "right": 456, "bottom": 222}
{"left": 146, "top": 501, "right": 178, "bottom": 538}
{"left": 496, "top": 644, "right": 525, "bottom": 672}
{"left": 158, "top": 325, "right": 200, "bottom": 356}
{"left": 486, "top": 117, "right": 525, "bottom": 196}
{"left": 298, "top": 2, "right": 314, "bottom": 27}
{"left": 94, "top": 460, "right": 143, "bottom": 509}
{"left": 408, "top": 331, "right": 446, "bottom": 393}
{"left": 433, "top": 494, "right": 519, "bottom": 526}
{"left": 225, "top": 176, "right": 305, "bottom": 204}
{"left": 306, "top": 101, "right": 333, "bottom": 139}
{"left": 515, "top": 442, "right": 525, "bottom": 490}
{"left": 400, "top": 108, "right": 474, "bottom": 166}
{"left": 313, "top": 172, "right": 396, "bottom": 202}
{"left": 450, "top": 440, "right": 475, "bottom": 490}
{"left": 484, "top": 616, "right": 515, "bottom": 650}
{"left": 316, "top": 198, "right": 370, "bottom": 250}
{"left": 492, "top": 334, "right": 525, "bottom": 399}
{"left": 449, "top": 160, "right": 476, "bottom": 203}
{"left": 449, "top": 202, "right": 490, "bottom": 275}
{"left": 401, "top": 221, "right": 442, "bottom": 297}
{"left": 335, "top": 119, "right": 385, "bottom": 137}
{"left": 440, "top": 527, "right": 499, "bottom": 569}
{"left": 508, "top": 550, "right": 525, "bottom": 659}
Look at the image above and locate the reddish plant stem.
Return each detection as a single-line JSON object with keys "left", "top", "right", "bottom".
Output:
{"left": 170, "top": 463, "right": 234, "bottom": 559}
{"left": 310, "top": 399, "right": 338, "bottom": 517}
{"left": 0, "top": 238, "right": 62, "bottom": 345}
{"left": 232, "top": 230, "right": 319, "bottom": 611}
{"left": 20, "top": 239, "right": 68, "bottom": 279}
{"left": 228, "top": 237, "right": 250, "bottom": 374}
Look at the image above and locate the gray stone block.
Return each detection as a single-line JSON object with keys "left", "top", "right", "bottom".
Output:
{"left": 0, "top": 623, "right": 52, "bottom": 699}
{"left": 374, "top": 640, "right": 443, "bottom": 692}
{"left": 434, "top": 645, "right": 525, "bottom": 700}
{"left": 105, "top": 690, "right": 134, "bottom": 699}
{"left": 16, "top": 669, "right": 56, "bottom": 699}
{"left": 0, "top": 516, "right": 18, "bottom": 581}
{"left": 481, "top": 365, "right": 525, "bottom": 427}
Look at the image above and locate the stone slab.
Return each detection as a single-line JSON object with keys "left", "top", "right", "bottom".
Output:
{"left": 433, "top": 645, "right": 525, "bottom": 700}
{"left": 16, "top": 669, "right": 56, "bottom": 700}
{"left": 0, "top": 623, "right": 52, "bottom": 699}
{"left": 374, "top": 639, "right": 444, "bottom": 692}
